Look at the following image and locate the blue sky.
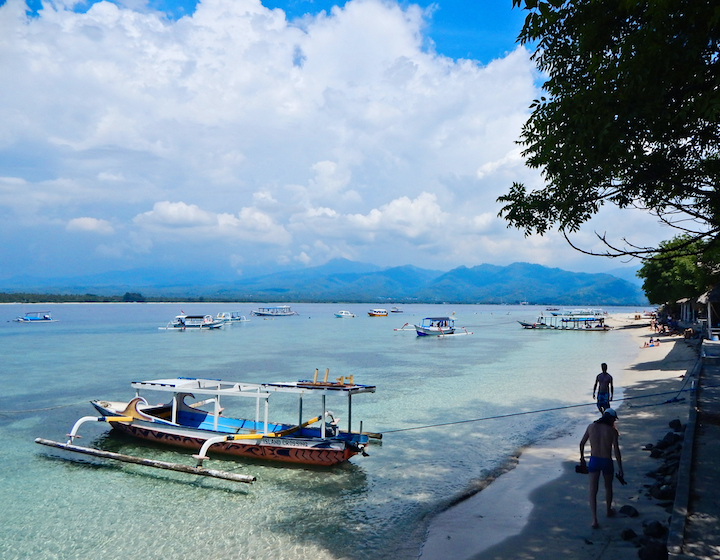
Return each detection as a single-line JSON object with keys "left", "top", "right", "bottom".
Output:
{"left": 0, "top": 0, "right": 660, "bottom": 281}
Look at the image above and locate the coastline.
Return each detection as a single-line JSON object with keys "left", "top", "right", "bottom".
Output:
{"left": 420, "top": 313, "right": 698, "bottom": 560}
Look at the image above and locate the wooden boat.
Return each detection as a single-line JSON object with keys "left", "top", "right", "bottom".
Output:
{"left": 161, "top": 314, "right": 224, "bottom": 330}
{"left": 368, "top": 309, "right": 388, "bottom": 317}
{"left": 334, "top": 310, "right": 355, "bottom": 318}
{"left": 414, "top": 316, "right": 454, "bottom": 336}
{"left": 14, "top": 311, "right": 56, "bottom": 323}
{"left": 69, "top": 373, "right": 375, "bottom": 467}
{"left": 519, "top": 315, "right": 612, "bottom": 331}
{"left": 413, "top": 317, "right": 473, "bottom": 337}
{"left": 251, "top": 306, "right": 299, "bottom": 317}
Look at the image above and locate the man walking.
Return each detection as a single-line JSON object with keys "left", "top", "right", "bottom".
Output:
{"left": 579, "top": 408, "right": 623, "bottom": 528}
{"left": 593, "top": 363, "right": 613, "bottom": 413}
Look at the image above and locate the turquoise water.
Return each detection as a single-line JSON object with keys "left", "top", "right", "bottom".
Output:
{"left": 0, "top": 303, "right": 641, "bottom": 559}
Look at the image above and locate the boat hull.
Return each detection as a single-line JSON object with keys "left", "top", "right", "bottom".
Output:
{"left": 111, "top": 422, "right": 356, "bottom": 466}
{"left": 414, "top": 326, "right": 455, "bottom": 336}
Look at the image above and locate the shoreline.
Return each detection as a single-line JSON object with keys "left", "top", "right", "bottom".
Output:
{"left": 420, "top": 314, "right": 698, "bottom": 560}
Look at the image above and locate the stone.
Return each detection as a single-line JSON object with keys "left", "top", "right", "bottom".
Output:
{"left": 622, "top": 527, "right": 638, "bottom": 540}
{"left": 619, "top": 505, "right": 640, "bottom": 518}
{"left": 642, "top": 520, "right": 668, "bottom": 538}
{"left": 637, "top": 540, "right": 668, "bottom": 560}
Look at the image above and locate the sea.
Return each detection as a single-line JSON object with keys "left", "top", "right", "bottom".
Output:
{"left": 0, "top": 302, "right": 644, "bottom": 559}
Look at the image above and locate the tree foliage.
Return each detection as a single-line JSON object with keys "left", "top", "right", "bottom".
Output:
{"left": 498, "top": 0, "right": 720, "bottom": 258}
{"left": 637, "top": 235, "right": 720, "bottom": 303}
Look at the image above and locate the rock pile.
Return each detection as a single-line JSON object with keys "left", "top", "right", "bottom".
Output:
{"left": 631, "top": 418, "right": 685, "bottom": 560}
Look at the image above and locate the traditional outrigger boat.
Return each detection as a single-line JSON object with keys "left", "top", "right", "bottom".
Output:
{"left": 39, "top": 372, "right": 376, "bottom": 471}
{"left": 368, "top": 308, "right": 388, "bottom": 316}
{"left": 14, "top": 311, "right": 56, "bottom": 323}
{"left": 161, "top": 314, "right": 224, "bottom": 330}
{"left": 519, "top": 315, "right": 612, "bottom": 331}
{"left": 251, "top": 306, "right": 299, "bottom": 317}
{"left": 413, "top": 316, "right": 473, "bottom": 337}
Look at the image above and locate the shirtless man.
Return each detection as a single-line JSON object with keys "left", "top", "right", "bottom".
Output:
{"left": 593, "top": 363, "right": 613, "bottom": 413}
{"left": 579, "top": 408, "right": 623, "bottom": 528}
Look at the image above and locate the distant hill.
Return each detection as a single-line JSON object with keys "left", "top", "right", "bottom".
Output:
{"left": 0, "top": 259, "right": 648, "bottom": 305}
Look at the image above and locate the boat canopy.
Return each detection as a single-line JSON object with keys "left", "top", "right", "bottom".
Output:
{"left": 131, "top": 376, "right": 376, "bottom": 436}
{"left": 131, "top": 377, "right": 376, "bottom": 397}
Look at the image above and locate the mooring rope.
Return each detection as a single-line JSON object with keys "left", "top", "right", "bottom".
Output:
{"left": 0, "top": 401, "right": 88, "bottom": 415}
{"left": 380, "top": 386, "right": 702, "bottom": 435}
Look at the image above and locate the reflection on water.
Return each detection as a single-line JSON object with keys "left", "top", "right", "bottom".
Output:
{"left": 0, "top": 303, "right": 641, "bottom": 559}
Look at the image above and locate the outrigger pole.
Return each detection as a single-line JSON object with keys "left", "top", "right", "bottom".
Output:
{"left": 34, "top": 438, "right": 256, "bottom": 484}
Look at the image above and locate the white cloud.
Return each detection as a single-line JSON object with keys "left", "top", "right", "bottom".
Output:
{"left": 66, "top": 216, "right": 115, "bottom": 234}
{"left": 134, "top": 201, "right": 216, "bottom": 228}
{"left": 133, "top": 200, "right": 291, "bottom": 244}
{"left": 0, "top": 0, "right": 671, "bottom": 276}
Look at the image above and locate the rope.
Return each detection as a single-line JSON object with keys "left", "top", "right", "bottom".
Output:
{"left": 0, "top": 401, "right": 88, "bottom": 415}
{"left": 381, "top": 386, "right": 701, "bottom": 435}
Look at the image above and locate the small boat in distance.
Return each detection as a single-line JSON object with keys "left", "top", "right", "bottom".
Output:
{"left": 14, "top": 311, "right": 56, "bottom": 323}
{"left": 414, "top": 317, "right": 454, "bottom": 336}
{"left": 161, "top": 314, "right": 224, "bottom": 330}
{"left": 519, "top": 315, "right": 612, "bottom": 331}
{"left": 58, "top": 373, "right": 376, "bottom": 467}
{"left": 230, "top": 312, "right": 250, "bottom": 322}
{"left": 251, "top": 306, "right": 299, "bottom": 317}
{"left": 216, "top": 312, "right": 232, "bottom": 322}
{"left": 413, "top": 316, "right": 473, "bottom": 337}
{"left": 335, "top": 310, "right": 355, "bottom": 318}
{"left": 368, "top": 309, "right": 388, "bottom": 317}
{"left": 390, "top": 307, "right": 403, "bottom": 313}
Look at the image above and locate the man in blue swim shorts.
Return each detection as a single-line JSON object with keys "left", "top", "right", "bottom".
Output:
{"left": 592, "top": 363, "right": 614, "bottom": 413}
{"left": 579, "top": 408, "right": 623, "bottom": 528}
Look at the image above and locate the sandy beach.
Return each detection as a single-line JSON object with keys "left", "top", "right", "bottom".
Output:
{"left": 420, "top": 313, "right": 699, "bottom": 560}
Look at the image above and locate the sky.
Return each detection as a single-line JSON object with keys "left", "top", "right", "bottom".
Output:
{"left": 0, "top": 0, "right": 666, "bottom": 281}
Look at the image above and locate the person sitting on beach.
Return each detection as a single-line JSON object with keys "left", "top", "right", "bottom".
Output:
{"left": 592, "top": 363, "right": 613, "bottom": 413}
{"left": 579, "top": 408, "right": 623, "bottom": 529}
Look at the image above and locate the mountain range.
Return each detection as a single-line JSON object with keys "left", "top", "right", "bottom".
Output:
{"left": 0, "top": 259, "right": 648, "bottom": 305}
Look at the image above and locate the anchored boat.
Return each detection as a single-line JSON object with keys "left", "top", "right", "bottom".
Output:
{"left": 519, "top": 315, "right": 612, "bottom": 331}
{"left": 14, "top": 311, "right": 56, "bottom": 323}
{"left": 251, "top": 306, "right": 299, "bottom": 317}
{"left": 413, "top": 317, "right": 473, "bottom": 337}
{"left": 161, "top": 314, "right": 224, "bottom": 330}
{"left": 50, "top": 372, "right": 376, "bottom": 468}
{"left": 368, "top": 308, "right": 388, "bottom": 317}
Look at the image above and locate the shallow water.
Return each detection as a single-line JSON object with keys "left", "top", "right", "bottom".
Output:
{"left": 0, "top": 303, "right": 642, "bottom": 559}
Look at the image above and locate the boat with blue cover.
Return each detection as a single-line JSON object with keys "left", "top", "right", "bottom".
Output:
{"left": 14, "top": 311, "right": 56, "bottom": 323}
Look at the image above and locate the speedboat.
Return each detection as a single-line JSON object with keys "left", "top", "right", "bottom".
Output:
{"left": 14, "top": 311, "right": 56, "bottom": 323}
{"left": 390, "top": 307, "right": 403, "bottom": 313}
{"left": 414, "top": 317, "right": 455, "bottom": 336}
{"left": 368, "top": 309, "right": 388, "bottom": 317}
{"left": 65, "top": 373, "right": 376, "bottom": 467}
{"left": 161, "top": 314, "right": 224, "bottom": 330}
{"left": 335, "top": 310, "right": 355, "bottom": 318}
{"left": 251, "top": 306, "right": 299, "bottom": 317}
